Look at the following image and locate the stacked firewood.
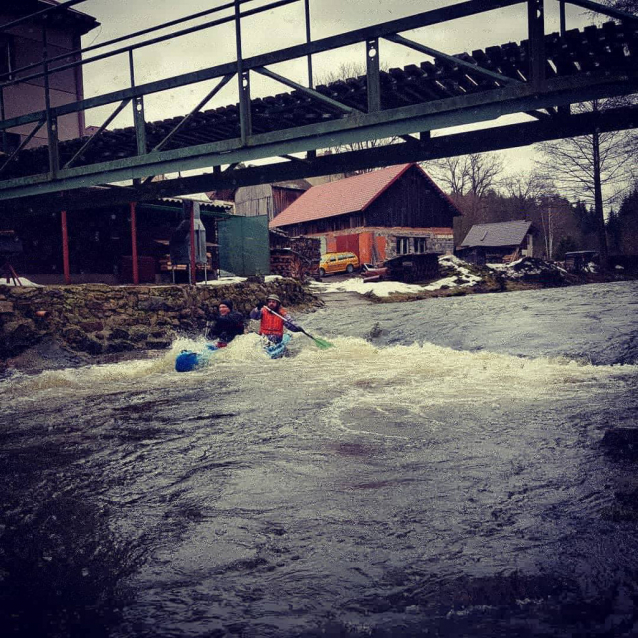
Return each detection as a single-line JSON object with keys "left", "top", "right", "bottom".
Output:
{"left": 269, "top": 231, "right": 320, "bottom": 280}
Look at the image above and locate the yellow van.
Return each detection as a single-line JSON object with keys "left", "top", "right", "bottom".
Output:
{"left": 319, "top": 252, "right": 359, "bottom": 276}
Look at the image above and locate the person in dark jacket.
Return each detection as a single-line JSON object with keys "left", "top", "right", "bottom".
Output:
{"left": 208, "top": 299, "right": 244, "bottom": 345}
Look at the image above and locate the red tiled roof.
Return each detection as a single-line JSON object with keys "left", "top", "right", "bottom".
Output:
{"left": 270, "top": 163, "right": 460, "bottom": 228}
{"left": 270, "top": 164, "right": 412, "bottom": 228}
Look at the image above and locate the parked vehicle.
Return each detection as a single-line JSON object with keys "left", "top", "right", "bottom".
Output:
{"left": 319, "top": 252, "right": 359, "bottom": 276}
{"left": 360, "top": 263, "right": 388, "bottom": 282}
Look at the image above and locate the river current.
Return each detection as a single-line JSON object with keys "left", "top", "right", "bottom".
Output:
{"left": 1, "top": 281, "right": 637, "bottom": 637}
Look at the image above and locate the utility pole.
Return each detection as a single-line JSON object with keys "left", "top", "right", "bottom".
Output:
{"left": 548, "top": 200, "right": 553, "bottom": 259}
{"left": 592, "top": 126, "right": 609, "bottom": 270}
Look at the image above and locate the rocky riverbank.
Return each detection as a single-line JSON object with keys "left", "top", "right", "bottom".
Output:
{"left": 2, "top": 257, "right": 635, "bottom": 375}
{"left": 0, "top": 278, "right": 322, "bottom": 374}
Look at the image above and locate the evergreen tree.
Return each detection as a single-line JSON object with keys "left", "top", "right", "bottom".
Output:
{"left": 606, "top": 208, "right": 622, "bottom": 255}
{"left": 555, "top": 236, "right": 579, "bottom": 261}
{"left": 617, "top": 184, "right": 638, "bottom": 255}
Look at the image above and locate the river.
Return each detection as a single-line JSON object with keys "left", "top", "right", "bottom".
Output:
{"left": 1, "top": 280, "right": 637, "bottom": 637}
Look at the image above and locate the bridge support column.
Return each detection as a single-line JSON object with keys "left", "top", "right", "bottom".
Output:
{"left": 189, "top": 201, "right": 196, "bottom": 285}
{"left": 527, "top": 0, "right": 546, "bottom": 90}
{"left": 367, "top": 38, "right": 381, "bottom": 113}
{"left": 130, "top": 202, "right": 139, "bottom": 285}
{"left": 235, "top": 0, "right": 252, "bottom": 145}
{"left": 61, "top": 210, "right": 70, "bottom": 285}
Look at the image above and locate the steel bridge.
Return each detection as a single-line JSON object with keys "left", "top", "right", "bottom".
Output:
{"left": 0, "top": 0, "right": 637, "bottom": 212}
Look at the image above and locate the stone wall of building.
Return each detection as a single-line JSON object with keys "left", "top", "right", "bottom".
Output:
{"left": 0, "top": 280, "right": 321, "bottom": 360}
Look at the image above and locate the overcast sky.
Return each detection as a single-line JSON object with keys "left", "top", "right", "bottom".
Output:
{"left": 77, "top": 0, "right": 599, "bottom": 178}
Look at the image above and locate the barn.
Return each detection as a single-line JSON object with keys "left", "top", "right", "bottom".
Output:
{"left": 268, "top": 163, "right": 461, "bottom": 265}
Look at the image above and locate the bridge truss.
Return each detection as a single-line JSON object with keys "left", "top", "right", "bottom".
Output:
{"left": 0, "top": 0, "right": 637, "bottom": 212}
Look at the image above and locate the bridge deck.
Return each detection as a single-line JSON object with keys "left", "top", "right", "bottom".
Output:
{"left": 4, "top": 20, "right": 636, "bottom": 182}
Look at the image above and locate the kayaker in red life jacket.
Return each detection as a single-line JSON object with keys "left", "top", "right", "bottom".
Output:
{"left": 249, "top": 294, "right": 301, "bottom": 344}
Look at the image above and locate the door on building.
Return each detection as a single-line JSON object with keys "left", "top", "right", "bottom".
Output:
{"left": 335, "top": 234, "right": 360, "bottom": 258}
{"left": 217, "top": 215, "right": 270, "bottom": 277}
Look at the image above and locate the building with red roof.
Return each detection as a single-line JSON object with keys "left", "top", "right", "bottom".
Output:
{"left": 269, "top": 163, "right": 461, "bottom": 265}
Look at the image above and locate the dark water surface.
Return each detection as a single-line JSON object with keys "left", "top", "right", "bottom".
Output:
{"left": 1, "top": 281, "right": 637, "bottom": 637}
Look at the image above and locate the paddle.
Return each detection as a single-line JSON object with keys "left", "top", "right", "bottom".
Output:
{"left": 265, "top": 307, "right": 334, "bottom": 349}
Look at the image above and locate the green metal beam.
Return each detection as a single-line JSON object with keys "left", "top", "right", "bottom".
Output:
{"left": 366, "top": 38, "right": 381, "bottom": 113}
{"left": 63, "top": 99, "right": 131, "bottom": 169}
{"left": 8, "top": 104, "right": 638, "bottom": 213}
{"left": 0, "top": 68, "right": 634, "bottom": 201}
{"left": 254, "top": 66, "right": 359, "bottom": 113}
{"left": 384, "top": 33, "right": 519, "bottom": 85}
{"left": 151, "top": 74, "right": 235, "bottom": 153}
{"left": 0, "top": 119, "right": 45, "bottom": 175}
{"left": 0, "top": 0, "right": 523, "bottom": 133}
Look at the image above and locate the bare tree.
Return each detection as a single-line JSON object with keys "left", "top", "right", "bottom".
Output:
{"left": 317, "top": 61, "right": 372, "bottom": 87}
{"left": 500, "top": 171, "right": 551, "bottom": 211}
{"left": 501, "top": 172, "right": 559, "bottom": 256}
{"left": 535, "top": 99, "right": 637, "bottom": 267}
{"left": 426, "top": 153, "right": 505, "bottom": 201}
{"left": 423, "top": 153, "right": 505, "bottom": 242}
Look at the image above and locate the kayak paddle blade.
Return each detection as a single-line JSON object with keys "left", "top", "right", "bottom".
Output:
{"left": 312, "top": 336, "right": 334, "bottom": 349}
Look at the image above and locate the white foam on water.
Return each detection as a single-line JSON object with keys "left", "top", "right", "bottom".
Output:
{"left": 277, "top": 336, "right": 638, "bottom": 439}
{"left": 2, "top": 334, "right": 635, "bottom": 408}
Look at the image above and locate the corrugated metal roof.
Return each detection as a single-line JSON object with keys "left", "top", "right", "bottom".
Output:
{"left": 460, "top": 220, "right": 533, "bottom": 248}
{"left": 271, "top": 179, "right": 312, "bottom": 191}
{"left": 269, "top": 163, "right": 460, "bottom": 229}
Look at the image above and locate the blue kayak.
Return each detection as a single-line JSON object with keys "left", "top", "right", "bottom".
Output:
{"left": 175, "top": 334, "right": 291, "bottom": 372}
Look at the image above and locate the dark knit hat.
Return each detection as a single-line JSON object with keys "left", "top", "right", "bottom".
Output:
{"left": 220, "top": 298, "right": 233, "bottom": 311}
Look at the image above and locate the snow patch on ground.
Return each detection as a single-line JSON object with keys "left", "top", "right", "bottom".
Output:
{"left": 202, "top": 277, "right": 246, "bottom": 286}
{"left": 1, "top": 277, "right": 42, "bottom": 287}
{"left": 310, "top": 255, "right": 577, "bottom": 298}
{"left": 505, "top": 257, "right": 569, "bottom": 279}
{"left": 201, "top": 274, "right": 284, "bottom": 286}
{"left": 308, "top": 278, "right": 428, "bottom": 298}
{"left": 309, "top": 255, "right": 484, "bottom": 298}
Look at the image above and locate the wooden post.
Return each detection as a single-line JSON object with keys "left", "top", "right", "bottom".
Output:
{"left": 130, "top": 201, "right": 139, "bottom": 284}
{"left": 61, "top": 210, "right": 70, "bottom": 284}
{"left": 189, "top": 200, "right": 196, "bottom": 284}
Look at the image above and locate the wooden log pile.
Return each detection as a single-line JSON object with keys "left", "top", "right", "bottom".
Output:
{"left": 269, "top": 231, "right": 320, "bottom": 281}
{"left": 385, "top": 253, "right": 439, "bottom": 283}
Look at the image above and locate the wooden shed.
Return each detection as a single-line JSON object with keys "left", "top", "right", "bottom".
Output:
{"left": 229, "top": 180, "right": 312, "bottom": 221}
{"left": 457, "top": 220, "right": 536, "bottom": 265}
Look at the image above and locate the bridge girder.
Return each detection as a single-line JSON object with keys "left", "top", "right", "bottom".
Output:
{"left": 12, "top": 104, "right": 638, "bottom": 213}
{"left": 0, "top": 0, "right": 637, "bottom": 209}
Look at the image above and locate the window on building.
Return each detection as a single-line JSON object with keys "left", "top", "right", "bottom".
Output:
{"left": 414, "top": 237, "right": 427, "bottom": 253}
{"left": 396, "top": 237, "right": 410, "bottom": 254}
